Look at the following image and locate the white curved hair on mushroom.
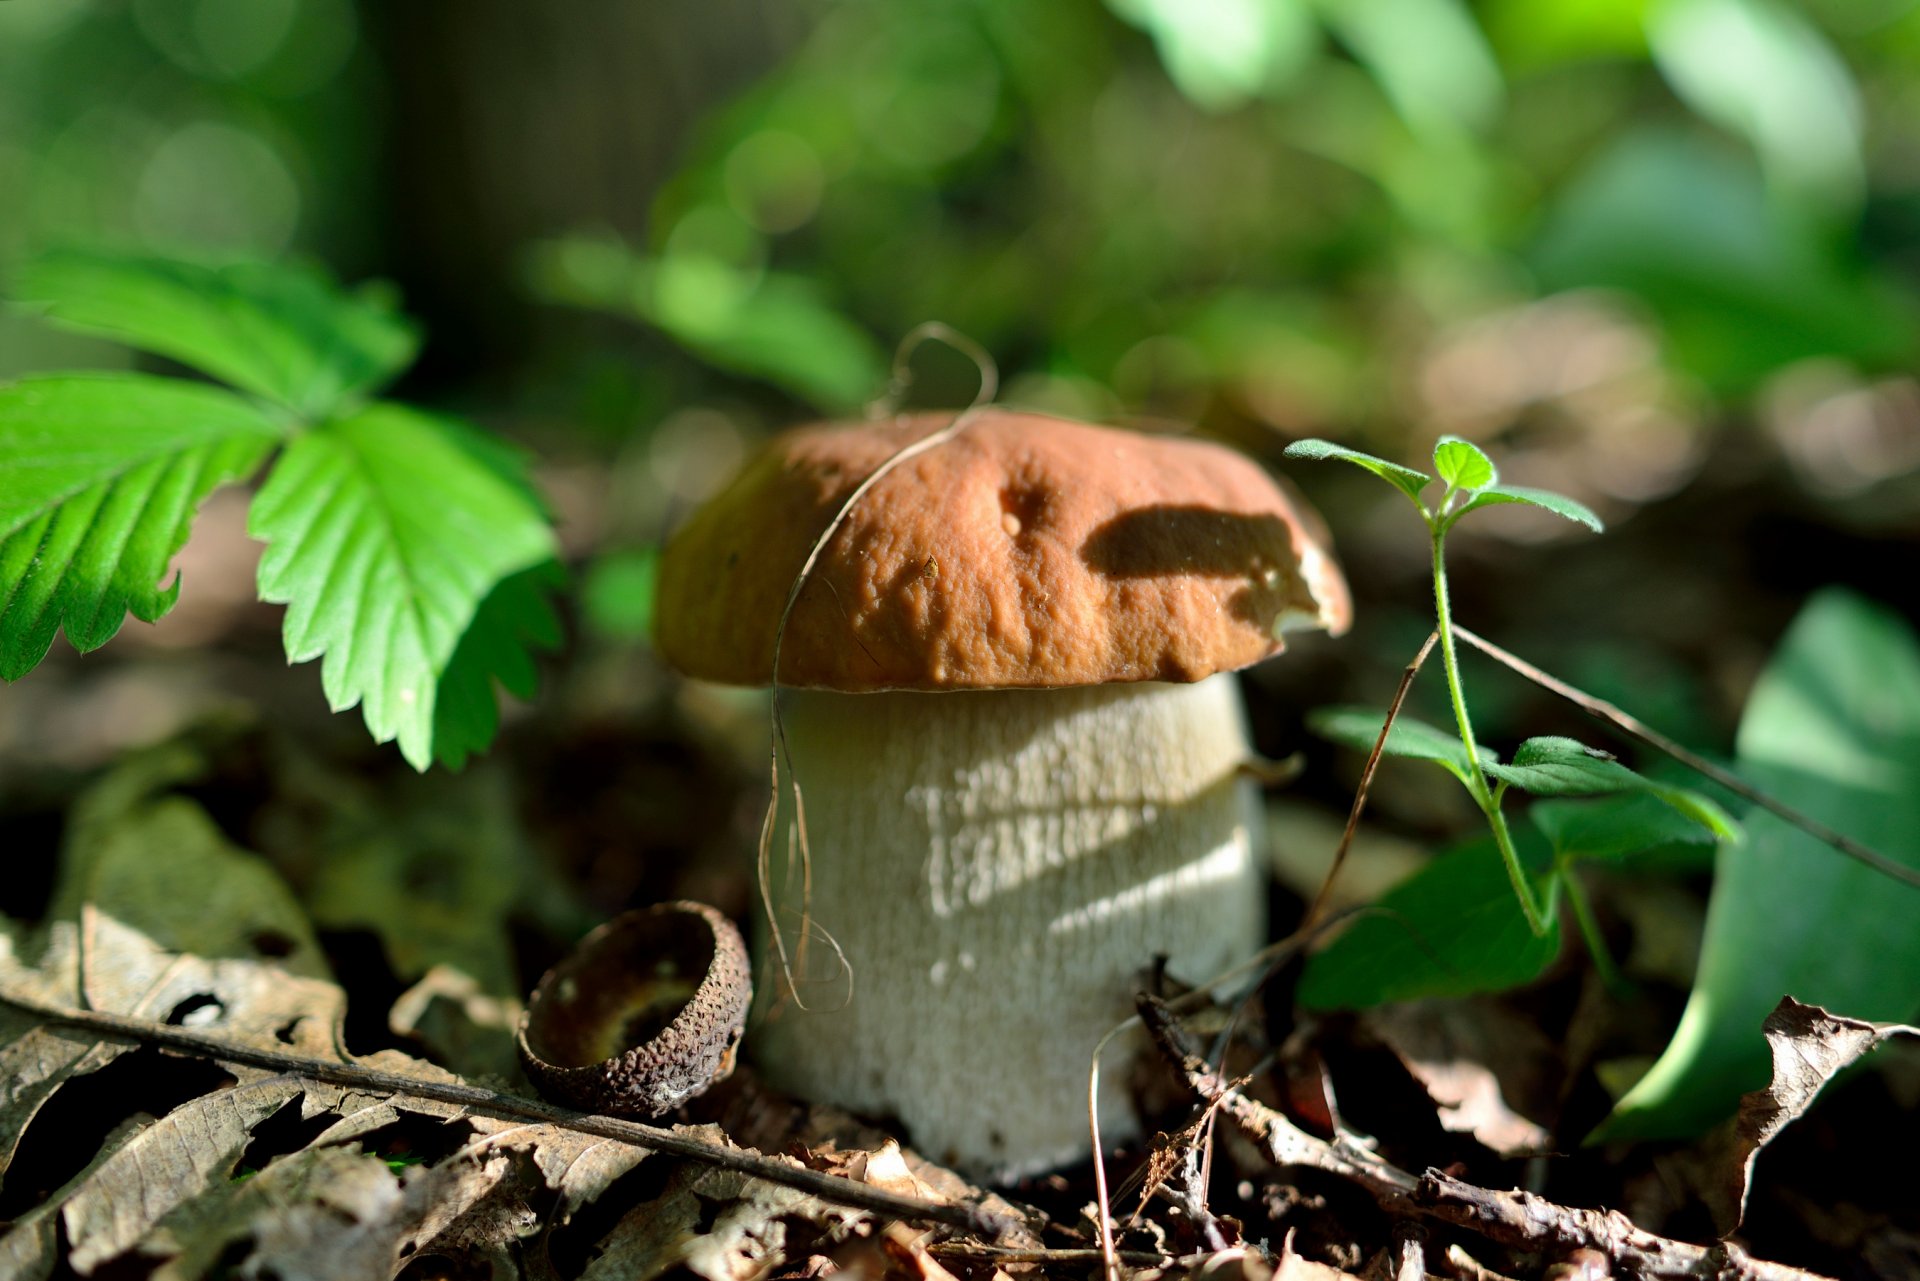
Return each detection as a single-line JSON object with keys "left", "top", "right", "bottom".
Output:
{"left": 655, "top": 410, "right": 1350, "bottom": 1178}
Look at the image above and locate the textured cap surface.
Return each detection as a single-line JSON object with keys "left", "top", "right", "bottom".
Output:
{"left": 655, "top": 410, "right": 1350, "bottom": 690}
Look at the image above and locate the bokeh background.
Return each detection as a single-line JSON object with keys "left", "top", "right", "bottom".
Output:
{"left": 3, "top": 0, "right": 1918, "bottom": 905}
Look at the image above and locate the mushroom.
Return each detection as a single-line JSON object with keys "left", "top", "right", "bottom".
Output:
{"left": 654, "top": 409, "right": 1349, "bottom": 1178}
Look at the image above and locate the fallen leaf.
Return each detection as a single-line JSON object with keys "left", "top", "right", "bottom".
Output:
{"left": 581, "top": 1154, "right": 869, "bottom": 1281}
{"left": 1604, "top": 590, "right": 1920, "bottom": 1140}
{"left": 1360, "top": 1001, "right": 1557, "bottom": 1157}
{"left": 1719, "top": 997, "right": 1920, "bottom": 1236}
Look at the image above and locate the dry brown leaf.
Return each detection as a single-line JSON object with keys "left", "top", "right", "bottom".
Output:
{"left": 581, "top": 1149, "right": 870, "bottom": 1281}
{"left": 1720, "top": 997, "right": 1920, "bottom": 1236}
{"left": 1360, "top": 1001, "right": 1555, "bottom": 1157}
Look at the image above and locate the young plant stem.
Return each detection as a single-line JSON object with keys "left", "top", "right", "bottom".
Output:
{"left": 1452, "top": 623, "right": 1920, "bottom": 894}
{"left": 1560, "top": 859, "right": 1630, "bottom": 997}
{"left": 1431, "top": 526, "right": 1550, "bottom": 937}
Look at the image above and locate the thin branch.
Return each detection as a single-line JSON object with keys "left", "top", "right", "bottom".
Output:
{"left": 1300, "top": 629, "right": 1440, "bottom": 934}
{"left": 0, "top": 990, "right": 1017, "bottom": 1241}
{"left": 1451, "top": 624, "right": 1920, "bottom": 892}
{"left": 1134, "top": 994, "right": 1835, "bottom": 1281}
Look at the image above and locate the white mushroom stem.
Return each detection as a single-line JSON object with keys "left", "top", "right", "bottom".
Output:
{"left": 754, "top": 673, "right": 1264, "bottom": 1179}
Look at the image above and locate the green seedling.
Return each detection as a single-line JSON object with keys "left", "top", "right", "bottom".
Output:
{"left": 1286, "top": 437, "right": 1737, "bottom": 1000}
{"left": 0, "top": 249, "right": 562, "bottom": 770}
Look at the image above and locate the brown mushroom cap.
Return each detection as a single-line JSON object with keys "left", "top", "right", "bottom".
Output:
{"left": 654, "top": 409, "right": 1351, "bottom": 691}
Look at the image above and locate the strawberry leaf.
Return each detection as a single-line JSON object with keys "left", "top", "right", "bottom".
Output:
{"left": 249, "top": 405, "right": 556, "bottom": 770}
{"left": 0, "top": 374, "right": 283, "bottom": 679}
{"left": 14, "top": 250, "right": 418, "bottom": 420}
{"left": 431, "top": 561, "right": 565, "bottom": 770}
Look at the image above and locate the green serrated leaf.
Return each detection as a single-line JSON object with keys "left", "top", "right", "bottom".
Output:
{"left": 14, "top": 250, "right": 419, "bottom": 420}
{"left": 432, "top": 561, "right": 565, "bottom": 770}
{"left": 1298, "top": 829, "right": 1562, "bottom": 1009}
{"left": 1282, "top": 439, "right": 1432, "bottom": 508}
{"left": 1306, "top": 704, "right": 1490, "bottom": 788}
{"left": 1487, "top": 736, "right": 1739, "bottom": 842}
{"left": 1601, "top": 589, "right": 1920, "bottom": 1141}
{"left": 1433, "top": 435, "right": 1496, "bottom": 490}
{"left": 1455, "top": 484, "right": 1603, "bottom": 532}
{"left": 0, "top": 374, "right": 283, "bottom": 678}
{"left": 249, "top": 405, "right": 556, "bottom": 771}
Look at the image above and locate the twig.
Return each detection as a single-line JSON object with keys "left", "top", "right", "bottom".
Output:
{"left": 1135, "top": 994, "right": 1835, "bottom": 1281}
{"left": 1301, "top": 631, "right": 1439, "bottom": 937}
{"left": 927, "top": 1245, "right": 1167, "bottom": 1267}
{"left": 0, "top": 990, "right": 1017, "bottom": 1241}
{"left": 1417, "top": 1172, "right": 1827, "bottom": 1281}
{"left": 1451, "top": 624, "right": 1920, "bottom": 892}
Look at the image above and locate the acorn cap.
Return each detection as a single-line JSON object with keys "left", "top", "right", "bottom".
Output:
{"left": 654, "top": 410, "right": 1351, "bottom": 691}
{"left": 517, "top": 902, "right": 751, "bottom": 1117}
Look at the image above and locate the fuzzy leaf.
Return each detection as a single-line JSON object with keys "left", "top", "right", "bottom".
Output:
{"left": 1298, "top": 829, "right": 1562, "bottom": 1009}
{"left": 0, "top": 374, "right": 283, "bottom": 678}
{"left": 1282, "top": 438, "right": 1432, "bottom": 508}
{"left": 1433, "top": 435, "right": 1495, "bottom": 490}
{"left": 14, "top": 250, "right": 418, "bottom": 420}
{"left": 249, "top": 405, "right": 556, "bottom": 770}
{"left": 1487, "top": 736, "right": 1739, "bottom": 840}
{"left": 1308, "top": 704, "right": 1489, "bottom": 788}
{"left": 1454, "top": 484, "right": 1604, "bottom": 532}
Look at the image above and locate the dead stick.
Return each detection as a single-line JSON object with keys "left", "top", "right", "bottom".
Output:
{"left": 1135, "top": 995, "right": 1832, "bottom": 1281}
{"left": 1301, "top": 630, "right": 1440, "bottom": 934}
{"left": 1451, "top": 624, "right": 1920, "bottom": 892}
{"left": 0, "top": 990, "right": 1016, "bottom": 1241}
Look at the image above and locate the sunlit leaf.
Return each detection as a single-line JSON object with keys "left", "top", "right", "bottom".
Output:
{"left": 0, "top": 374, "right": 283, "bottom": 679}
{"left": 1601, "top": 590, "right": 1920, "bottom": 1139}
{"left": 1307, "top": 704, "right": 1487, "bottom": 788}
{"left": 1487, "top": 737, "right": 1739, "bottom": 841}
{"left": 1105, "top": 0, "right": 1318, "bottom": 111}
{"left": 1298, "top": 829, "right": 1561, "bottom": 1008}
{"left": 1283, "top": 439, "right": 1432, "bottom": 508}
{"left": 432, "top": 561, "right": 564, "bottom": 771}
{"left": 249, "top": 405, "right": 556, "bottom": 771}
{"left": 1650, "top": 0, "right": 1861, "bottom": 206}
{"left": 1453, "top": 484, "right": 1603, "bottom": 531}
{"left": 1321, "top": 0, "right": 1504, "bottom": 136}
{"left": 1433, "top": 434, "right": 1495, "bottom": 490}
{"left": 1534, "top": 131, "right": 1917, "bottom": 392}
{"left": 13, "top": 250, "right": 418, "bottom": 419}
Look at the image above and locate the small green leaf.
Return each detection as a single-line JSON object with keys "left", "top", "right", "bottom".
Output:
{"left": 1433, "top": 435, "right": 1496, "bottom": 490}
{"left": 1283, "top": 439, "right": 1432, "bottom": 509}
{"left": 1298, "top": 829, "right": 1562, "bottom": 1009}
{"left": 0, "top": 374, "right": 283, "bottom": 678}
{"left": 14, "top": 250, "right": 419, "bottom": 420}
{"left": 1487, "top": 737, "right": 1740, "bottom": 841}
{"left": 249, "top": 404, "right": 557, "bottom": 770}
{"left": 1455, "top": 484, "right": 1603, "bottom": 532}
{"left": 1307, "top": 704, "right": 1490, "bottom": 788}
{"left": 1531, "top": 792, "right": 1723, "bottom": 865}
{"left": 431, "top": 561, "right": 565, "bottom": 771}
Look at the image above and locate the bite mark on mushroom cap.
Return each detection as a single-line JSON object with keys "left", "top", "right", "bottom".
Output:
{"left": 654, "top": 411, "right": 1351, "bottom": 691}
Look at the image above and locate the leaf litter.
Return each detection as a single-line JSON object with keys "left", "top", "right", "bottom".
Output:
{"left": 5, "top": 685, "right": 1918, "bottom": 1278}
